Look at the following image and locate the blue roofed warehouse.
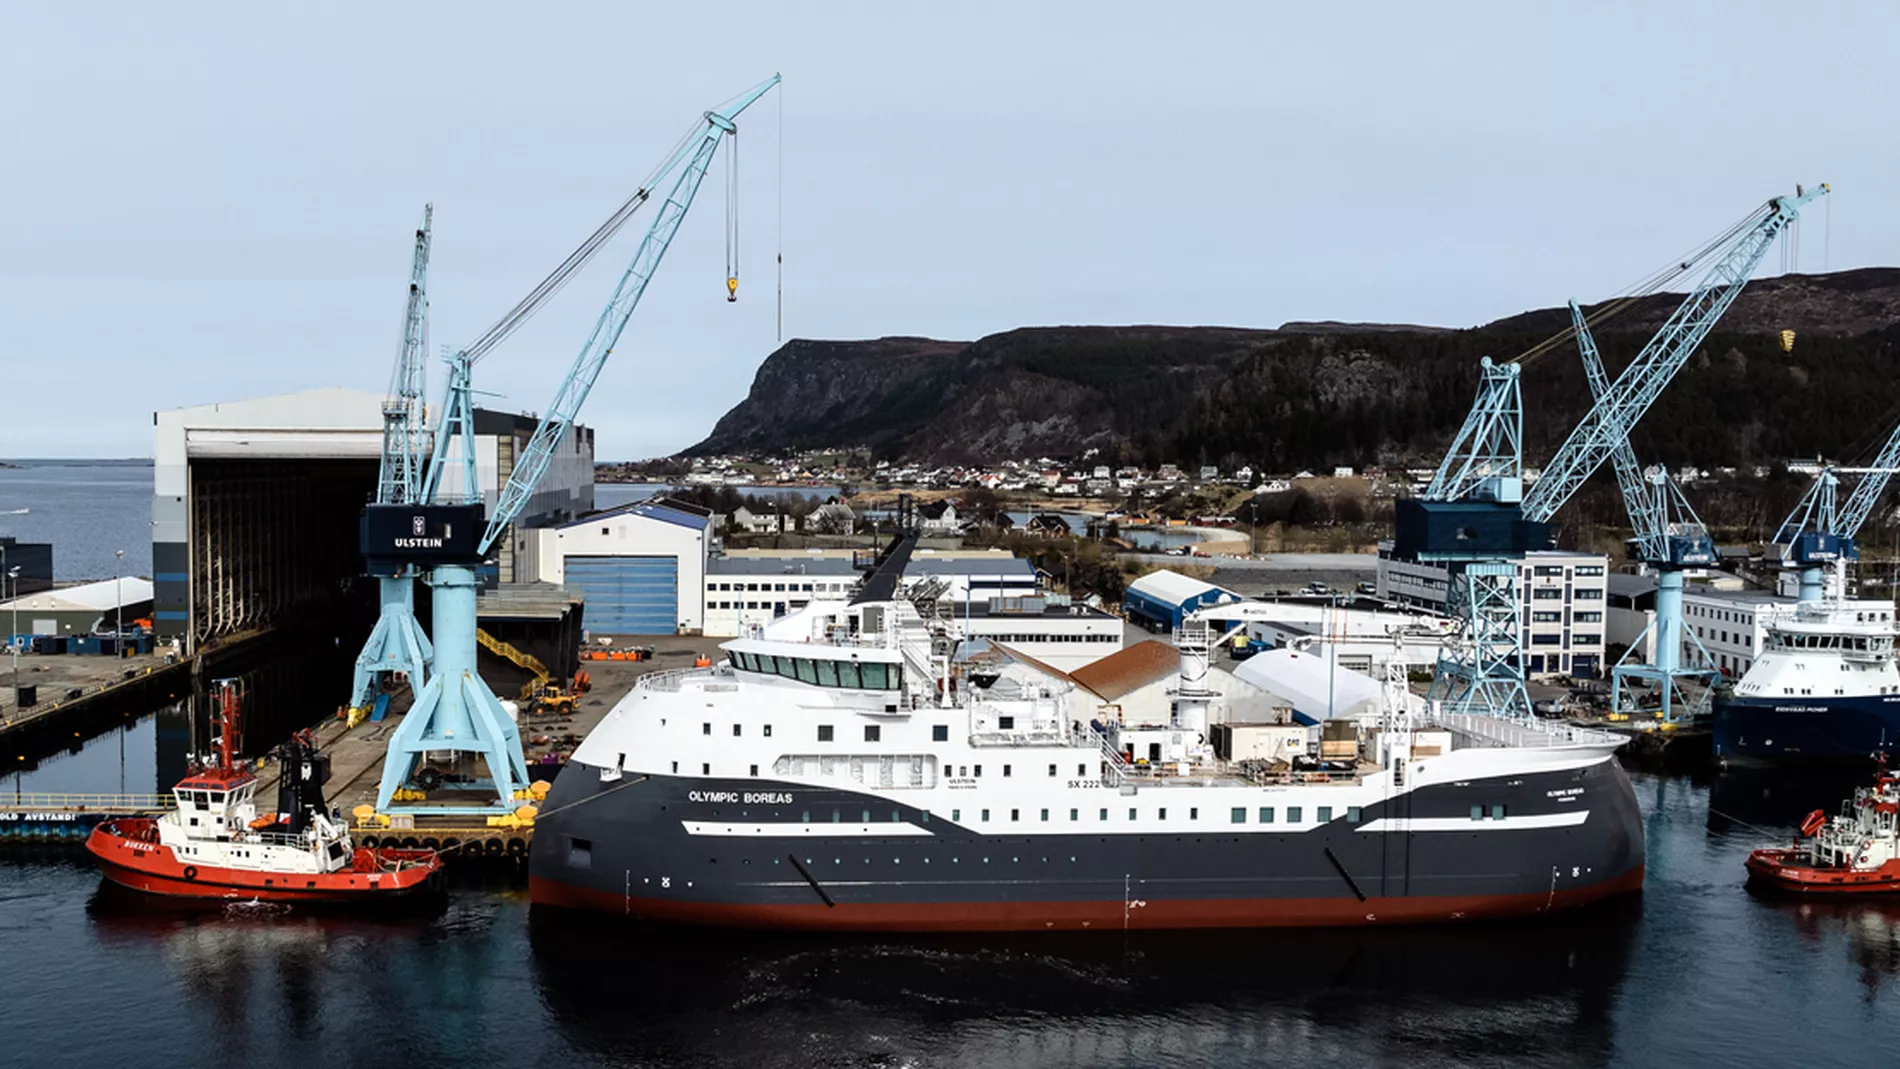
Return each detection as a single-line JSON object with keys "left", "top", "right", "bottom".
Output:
{"left": 1123, "top": 569, "right": 1241, "bottom": 631}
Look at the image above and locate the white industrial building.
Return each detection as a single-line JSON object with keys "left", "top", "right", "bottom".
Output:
{"left": 1, "top": 577, "right": 155, "bottom": 637}
{"left": 697, "top": 549, "right": 1094, "bottom": 655}
{"left": 702, "top": 553, "right": 861, "bottom": 637}
{"left": 1376, "top": 545, "right": 1609, "bottom": 679}
{"left": 1678, "top": 588, "right": 1801, "bottom": 679}
{"left": 904, "top": 551, "right": 1039, "bottom": 604}
{"left": 956, "top": 596, "right": 1123, "bottom": 671}
{"left": 1190, "top": 599, "right": 1453, "bottom": 674}
{"left": 994, "top": 638, "right": 1281, "bottom": 731}
{"left": 152, "top": 388, "right": 592, "bottom": 651}
{"left": 522, "top": 498, "right": 711, "bottom": 635}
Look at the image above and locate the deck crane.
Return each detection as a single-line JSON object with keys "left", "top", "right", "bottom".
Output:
{"left": 1571, "top": 301, "right": 1720, "bottom": 723}
{"left": 1400, "top": 184, "right": 1827, "bottom": 719}
{"left": 348, "top": 206, "right": 437, "bottom": 720}
{"left": 1772, "top": 414, "right": 1900, "bottom": 603}
{"left": 362, "top": 75, "right": 781, "bottom": 812}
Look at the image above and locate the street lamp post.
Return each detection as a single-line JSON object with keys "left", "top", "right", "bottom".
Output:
{"left": 114, "top": 549, "right": 124, "bottom": 648}
{"left": 7, "top": 566, "right": 18, "bottom": 704}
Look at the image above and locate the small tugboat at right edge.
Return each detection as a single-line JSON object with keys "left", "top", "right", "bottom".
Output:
{"left": 86, "top": 680, "right": 445, "bottom": 904}
{"left": 1746, "top": 757, "right": 1900, "bottom": 894}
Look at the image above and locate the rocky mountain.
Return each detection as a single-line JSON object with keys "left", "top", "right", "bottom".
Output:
{"left": 686, "top": 269, "right": 1900, "bottom": 470}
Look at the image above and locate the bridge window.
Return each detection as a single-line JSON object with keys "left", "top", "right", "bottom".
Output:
{"left": 933, "top": 725, "right": 948, "bottom": 742}
{"left": 1287, "top": 806, "right": 1303, "bottom": 823}
{"left": 818, "top": 725, "right": 834, "bottom": 742}
{"left": 1232, "top": 807, "right": 1246, "bottom": 824}
{"left": 1317, "top": 806, "right": 1332, "bottom": 822}
{"left": 1259, "top": 807, "right": 1274, "bottom": 823}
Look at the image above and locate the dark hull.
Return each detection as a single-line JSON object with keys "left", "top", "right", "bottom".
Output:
{"left": 528, "top": 757, "right": 1645, "bottom": 932}
{"left": 1713, "top": 693, "right": 1900, "bottom": 765}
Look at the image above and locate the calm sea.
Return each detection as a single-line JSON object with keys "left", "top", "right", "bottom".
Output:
{"left": 0, "top": 459, "right": 153, "bottom": 580}
{"left": 3, "top": 465, "right": 1899, "bottom": 1067}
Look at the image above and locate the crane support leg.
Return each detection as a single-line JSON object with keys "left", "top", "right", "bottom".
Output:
{"left": 349, "top": 572, "right": 433, "bottom": 715}
{"left": 374, "top": 564, "right": 529, "bottom": 813}
{"left": 1427, "top": 561, "right": 1531, "bottom": 719}
{"left": 1611, "top": 570, "right": 1719, "bottom": 724}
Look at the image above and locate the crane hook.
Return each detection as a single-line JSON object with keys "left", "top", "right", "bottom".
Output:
{"left": 727, "top": 276, "right": 739, "bottom": 303}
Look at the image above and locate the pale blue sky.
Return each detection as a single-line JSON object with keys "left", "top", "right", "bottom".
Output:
{"left": 3, "top": 2, "right": 1896, "bottom": 459}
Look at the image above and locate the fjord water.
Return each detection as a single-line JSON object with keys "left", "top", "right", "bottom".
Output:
{"left": 5, "top": 464, "right": 1900, "bottom": 1067}
{"left": 7, "top": 718, "right": 1900, "bottom": 1068}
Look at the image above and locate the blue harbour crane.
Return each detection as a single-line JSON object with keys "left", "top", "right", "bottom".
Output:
{"left": 1400, "top": 184, "right": 1827, "bottom": 719}
{"left": 1773, "top": 414, "right": 1900, "bottom": 603}
{"left": 349, "top": 206, "right": 437, "bottom": 719}
{"left": 1571, "top": 300, "right": 1720, "bottom": 723}
{"left": 365, "top": 75, "right": 781, "bottom": 812}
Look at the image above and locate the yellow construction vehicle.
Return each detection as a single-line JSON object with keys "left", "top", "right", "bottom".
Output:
{"left": 529, "top": 682, "right": 577, "bottom": 716}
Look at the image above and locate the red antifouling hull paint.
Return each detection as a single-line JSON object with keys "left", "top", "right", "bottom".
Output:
{"left": 529, "top": 866, "right": 1645, "bottom": 932}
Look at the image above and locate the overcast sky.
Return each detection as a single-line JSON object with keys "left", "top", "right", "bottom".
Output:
{"left": 4, "top": 2, "right": 1896, "bottom": 460}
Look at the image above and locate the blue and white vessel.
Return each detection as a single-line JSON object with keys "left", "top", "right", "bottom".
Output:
{"left": 1713, "top": 600, "right": 1900, "bottom": 765}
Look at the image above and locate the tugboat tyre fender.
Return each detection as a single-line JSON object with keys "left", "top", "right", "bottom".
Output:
{"left": 1801, "top": 809, "right": 1827, "bottom": 837}
{"left": 183, "top": 865, "right": 198, "bottom": 882}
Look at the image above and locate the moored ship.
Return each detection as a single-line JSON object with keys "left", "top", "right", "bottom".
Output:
{"left": 86, "top": 683, "right": 443, "bottom": 903}
{"left": 529, "top": 538, "right": 1645, "bottom": 931}
{"left": 1712, "top": 600, "right": 1900, "bottom": 766}
{"left": 1746, "top": 761, "right": 1900, "bottom": 893}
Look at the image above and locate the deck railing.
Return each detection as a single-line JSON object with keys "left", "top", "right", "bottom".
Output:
{"left": 0, "top": 793, "right": 175, "bottom": 812}
{"left": 1429, "top": 712, "right": 1622, "bottom": 750}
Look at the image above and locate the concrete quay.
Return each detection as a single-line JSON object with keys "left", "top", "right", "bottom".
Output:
{"left": 271, "top": 634, "right": 729, "bottom": 860}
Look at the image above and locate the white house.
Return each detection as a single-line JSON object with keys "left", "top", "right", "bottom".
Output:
{"left": 918, "top": 500, "right": 960, "bottom": 535}
{"left": 729, "top": 506, "right": 782, "bottom": 535}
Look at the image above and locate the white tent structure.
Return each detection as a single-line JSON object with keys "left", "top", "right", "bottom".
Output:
{"left": 1233, "top": 647, "right": 1425, "bottom": 724}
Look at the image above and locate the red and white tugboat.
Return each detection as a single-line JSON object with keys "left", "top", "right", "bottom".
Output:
{"left": 86, "top": 682, "right": 443, "bottom": 903}
{"left": 1746, "top": 760, "right": 1900, "bottom": 894}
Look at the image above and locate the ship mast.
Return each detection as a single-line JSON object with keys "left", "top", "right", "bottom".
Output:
{"left": 212, "top": 679, "right": 243, "bottom": 777}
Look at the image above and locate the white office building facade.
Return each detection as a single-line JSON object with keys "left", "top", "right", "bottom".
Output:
{"left": 1376, "top": 546, "right": 1609, "bottom": 679}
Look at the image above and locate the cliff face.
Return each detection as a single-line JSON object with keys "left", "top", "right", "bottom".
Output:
{"left": 685, "top": 270, "right": 1900, "bottom": 469}
{"left": 691, "top": 337, "right": 965, "bottom": 453}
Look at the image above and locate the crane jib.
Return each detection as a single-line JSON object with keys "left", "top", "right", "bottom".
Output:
{"left": 476, "top": 73, "right": 780, "bottom": 553}
{"left": 1521, "top": 185, "right": 1825, "bottom": 523}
